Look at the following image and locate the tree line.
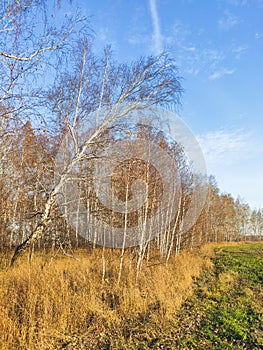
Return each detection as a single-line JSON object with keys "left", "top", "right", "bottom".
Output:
{"left": 0, "top": 0, "right": 262, "bottom": 266}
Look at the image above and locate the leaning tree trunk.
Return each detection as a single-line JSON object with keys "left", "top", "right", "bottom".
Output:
{"left": 10, "top": 118, "right": 110, "bottom": 266}
{"left": 10, "top": 123, "right": 106, "bottom": 266}
{"left": 10, "top": 194, "right": 55, "bottom": 266}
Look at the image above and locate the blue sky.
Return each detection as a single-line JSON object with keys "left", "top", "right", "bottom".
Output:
{"left": 69, "top": 0, "right": 263, "bottom": 209}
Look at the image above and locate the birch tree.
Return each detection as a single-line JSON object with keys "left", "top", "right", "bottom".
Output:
{"left": 10, "top": 38, "right": 182, "bottom": 264}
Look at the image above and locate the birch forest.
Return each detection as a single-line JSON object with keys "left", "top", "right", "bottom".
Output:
{"left": 0, "top": 0, "right": 262, "bottom": 267}
{"left": 0, "top": 1, "right": 263, "bottom": 349}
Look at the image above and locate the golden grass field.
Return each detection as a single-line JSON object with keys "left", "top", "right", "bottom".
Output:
{"left": 0, "top": 245, "right": 214, "bottom": 349}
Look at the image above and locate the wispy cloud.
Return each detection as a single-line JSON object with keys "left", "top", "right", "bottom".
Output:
{"left": 149, "top": 0, "right": 162, "bottom": 54}
{"left": 128, "top": 33, "right": 150, "bottom": 45}
{"left": 147, "top": 15, "right": 246, "bottom": 80}
{"left": 226, "top": 0, "right": 248, "bottom": 6}
{"left": 197, "top": 129, "right": 252, "bottom": 165}
{"left": 218, "top": 11, "right": 240, "bottom": 30}
{"left": 232, "top": 45, "right": 248, "bottom": 59}
{"left": 209, "top": 67, "right": 235, "bottom": 80}
{"left": 163, "top": 22, "right": 229, "bottom": 79}
{"left": 197, "top": 129, "right": 263, "bottom": 208}
{"left": 183, "top": 46, "right": 196, "bottom": 52}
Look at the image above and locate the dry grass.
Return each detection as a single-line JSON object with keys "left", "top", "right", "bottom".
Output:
{"left": 0, "top": 246, "right": 214, "bottom": 349}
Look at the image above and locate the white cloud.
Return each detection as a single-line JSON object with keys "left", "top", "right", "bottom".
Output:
{"left": 154, "top": 17, "right": 247, "bottom": 80}
{"left": 218, "top": 11, "right": 240, "bottom": 30}
{"left": 128, "top": 33, "right": 150, "bottom": 45}
{"left": 164, "top": 22, "right": 240, "bottom": 80}
{"left": 197, "top": 129, "right": 253, "bottom": 165}
{"left": 226, "top": 0, "right": 248, "bottom": 6}
{"left": 209, "top": 67, "right": 235, "bottom": 80}
{"left": 197, "top": 129, "right": 263, "bottom": 208}
{"left": 184, "top": 67, "right": 200, "bottom": 75}
{"left": 165, "top": 23, "right": 223, "bottom": 75}
{"left": 149, "top": 0, "right": 162, "bottom": 54}
{"left": 232, "top": 45, "right": 248, "bottom": 58}
{"left": 183, "top": 46, "right": 196, "bottom": 52}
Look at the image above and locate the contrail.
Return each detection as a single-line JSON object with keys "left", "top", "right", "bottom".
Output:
{"left": 149, "top": 0, "right": 162, "bottom": 54}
